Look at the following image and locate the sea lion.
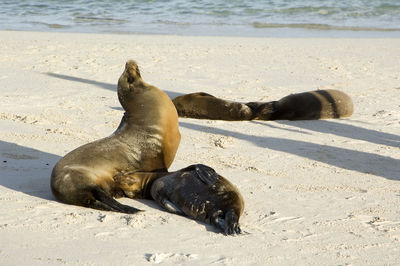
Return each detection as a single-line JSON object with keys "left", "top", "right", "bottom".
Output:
{"left": 246, "top": 89, "right": 353, "bottom": 120}
{"left": 150, "top": 164, "right": 244, "bottom": 235}
{"left": 172, "top": 92, "right": 253, "bottom": 120}
{"left": 50, "top": 60, "right": 181, "bottom": 213}
{"left": 172, "top": 89, "right": 353, "bottom": 121}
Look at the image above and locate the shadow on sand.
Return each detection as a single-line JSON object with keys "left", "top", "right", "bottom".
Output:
{"left": 0, "top": 140, "right": 234, "bottom": 233}
{"left": 274, "top": 120, "right": 400, "bottom": 148}
{"left": 0, "top": 140, "right": 163, "bottom": 212}
{"left": 180, "top": 121, "right": 400, "bottom": 181}
{"left": 45, "top": 72, "right": 184, "bottom": 99}
{"left": 0, "top": 140, "right": 60, "bottom": 201}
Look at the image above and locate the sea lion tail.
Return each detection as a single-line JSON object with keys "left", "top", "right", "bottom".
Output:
{"left": 90, "top": 187, "right": 143, "bottom": 214}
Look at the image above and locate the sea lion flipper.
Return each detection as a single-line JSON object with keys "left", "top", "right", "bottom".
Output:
{"left": 191, "top": 164, "right": 218, "bottom": 185}
{"left": 91, "top": 187, "right": 142, "bottom": 214}
{"left": 149, "top": 179, "right": 184, "bottom": 214}
{"left": 223, "top": 209, "right": 241, "bottom": 235}
{"left": 160, "top": 199, "right": 184, "bottom": 215}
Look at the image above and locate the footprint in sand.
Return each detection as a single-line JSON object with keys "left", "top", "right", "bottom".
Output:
{"left": 145, "top": 253, "right": 198, "bottom": 264}
{"left": 257, "top": 211, "right": 304, "bottom": 225}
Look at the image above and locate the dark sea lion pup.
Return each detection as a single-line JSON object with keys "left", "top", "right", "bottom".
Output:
{"left": 150, "top": 164, "right": 244, "bottom": 235}
{"left": 50, "top": 60, "right": 181, "bottom": 213}
{"left": 246, "top": 89, "right": 353, "bottom": 120}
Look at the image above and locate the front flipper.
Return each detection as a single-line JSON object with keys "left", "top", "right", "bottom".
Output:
{"left": 159, "top": 199, "right": 184, "bottom": 215}
{"left": 150, "top": 181, "right": 184, "bottom": 215}
{"left": 182, "top": 164, "right": 218, "bottom": 185}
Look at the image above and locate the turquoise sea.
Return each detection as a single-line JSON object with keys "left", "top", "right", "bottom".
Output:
{"left": 0, "top": 0, "right": 399, "bottom": 37}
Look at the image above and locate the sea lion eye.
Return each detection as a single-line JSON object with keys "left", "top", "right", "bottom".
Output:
{"left": 127, "top": 77, "right": 134, "bottom": 83}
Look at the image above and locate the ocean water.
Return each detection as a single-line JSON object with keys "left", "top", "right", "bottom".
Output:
{"left": 0, "top": 0, "right": 399, "bottom": 37}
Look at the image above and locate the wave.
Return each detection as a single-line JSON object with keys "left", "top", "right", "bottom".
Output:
{"left": 253, "top": 22, "right": 400, "bottom": 32}
{"left": 73, "top": 16, "right": 127, "bottom": 24}
{"left": 24, "top": 21, "right": 71, "bottom": 29}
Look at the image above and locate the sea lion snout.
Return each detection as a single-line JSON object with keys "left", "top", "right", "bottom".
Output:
{"left": 125, "top": 60, "right": 141, "bottom": 80}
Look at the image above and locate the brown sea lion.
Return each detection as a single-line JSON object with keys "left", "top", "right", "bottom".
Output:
{"left": 173, "top": 89, "right": 353, "bottom": 121}
{"left": 172, "top": 92, "right": 253, "bottom": 120}
{"left": 246, "top": 89, "right": 353, "bottom": 120}
{"left": 150, "top": 164, "right": 244, "bottom": 235}
{"left": 50, "top": 60, "right": 181, "bottom": 213}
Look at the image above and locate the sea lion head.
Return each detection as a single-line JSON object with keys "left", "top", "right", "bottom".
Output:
{"left": 125, "top": 60, "right": 141, "bottom": 81}
{"left": 117, "top": 60, "right": 143, "bottom": 111}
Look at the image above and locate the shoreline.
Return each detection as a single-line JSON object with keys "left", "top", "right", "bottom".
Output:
{"left": 0, "top": 30, "right": 399, "bottom": 265}
{"left": 2, "top": 29, "right": 400, "bottom": 43}
{"left": 2, "top": 24, "right": 400, "bottom": 38}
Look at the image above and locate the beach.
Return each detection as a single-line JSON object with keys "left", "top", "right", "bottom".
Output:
{"left": 0, "top": 30, "right": 400, "bottom": 265}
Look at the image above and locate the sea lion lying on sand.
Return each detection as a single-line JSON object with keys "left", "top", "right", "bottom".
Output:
{"left": 173, "top": 89, "right": 353, "bottom": 120}
{"left": 151, "top": 164, "right": 244, "bottom": 235}
{"left": 173, "top": 92, "right": 253, "bottom": 121}
{"left": 246, "top": 89, "right": 354, "bottom": 120}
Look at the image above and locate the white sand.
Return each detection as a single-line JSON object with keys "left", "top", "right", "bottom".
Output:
{"left": 0, "top": 30, "right": 399, "bottom": 265}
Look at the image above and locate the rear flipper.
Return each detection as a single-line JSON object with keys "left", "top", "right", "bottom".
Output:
{"left": 211, "top": 209, "right": 241, "bottom": 235}
{"left": 90, "top": 187, "right": 142, "bottom": 214}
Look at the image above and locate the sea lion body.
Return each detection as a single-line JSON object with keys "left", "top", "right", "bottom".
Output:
{"left": 151, "top": 164, "right": 244, "bottom": 235}
{"left": 51, "top": 60, "right": 180, "bottom": 213}
{"left": 173, "top": 89, "right": 353, "bottom": 121}
{"left": 247, "top": 89, "right": 353, "bottom": 120}
{"left": 173, "top": 92, "right": 253, "bottom": 120}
